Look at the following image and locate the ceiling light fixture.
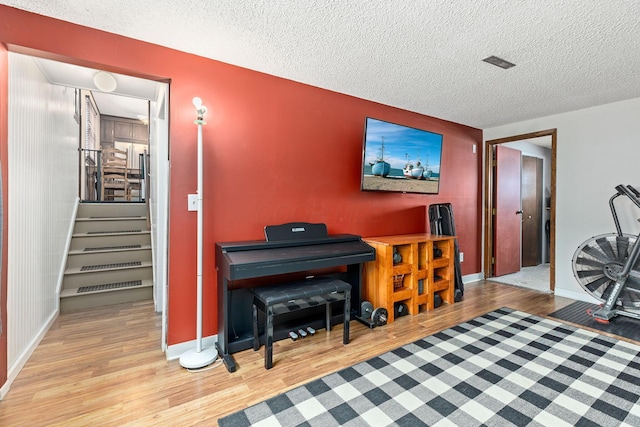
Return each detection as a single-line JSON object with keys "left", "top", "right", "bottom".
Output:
{"left": 93, "top": 71, "right": 117, "bottom": 92}
{"left": 482, "top": 56, "right": 516, "bottom": 70}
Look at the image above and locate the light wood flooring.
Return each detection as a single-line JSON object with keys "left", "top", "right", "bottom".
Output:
{"left": 0, "top": 281, "right": 629, "bottom": 426}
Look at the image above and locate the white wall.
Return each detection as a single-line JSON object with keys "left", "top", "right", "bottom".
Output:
{"left": 6, "top": 53, "right": 78, "bottom": 383}
{"left": 485, "top": 97, "right": 640, "bottom": 302}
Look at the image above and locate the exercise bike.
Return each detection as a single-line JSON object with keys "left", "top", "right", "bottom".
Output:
{"left": 572, "top": 184, "right": 640, "bottom": 323}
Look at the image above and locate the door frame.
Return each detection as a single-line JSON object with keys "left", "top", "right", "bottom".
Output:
{"left": 484, "top": 129, "right": 557, "bottom": 290}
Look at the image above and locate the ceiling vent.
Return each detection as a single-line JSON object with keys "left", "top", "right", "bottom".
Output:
{"left": 482, "top": 56, "right": 516, "bottom": 69}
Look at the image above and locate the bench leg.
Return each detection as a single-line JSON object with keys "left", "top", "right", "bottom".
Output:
{"left": 343, "top": 291, "right": 351, "bottom": 345}
{"left": 252, "top": 303, "right": 259, "bottom": 351}
{"left": 325, "top": 302, "right": 332, "bottom": 332}
{"left": 265, "top": 306, "right": 274, "bottom": 369}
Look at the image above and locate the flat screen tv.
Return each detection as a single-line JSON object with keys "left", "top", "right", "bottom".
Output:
{"left": 361, "top": 117, "right": 443, "bottom": 194}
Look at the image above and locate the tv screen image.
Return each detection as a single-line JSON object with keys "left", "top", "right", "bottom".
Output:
{"left": 361, "top": 117, "right": 443, "bottom": 194}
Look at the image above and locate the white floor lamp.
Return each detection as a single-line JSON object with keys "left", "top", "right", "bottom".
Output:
{"left": 179, "top": 97, "right": 218, "bottom": 369}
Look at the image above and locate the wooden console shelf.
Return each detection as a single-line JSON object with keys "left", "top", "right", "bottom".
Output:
{"left": 362, "top": 233, "right": 455, "bottom": 323}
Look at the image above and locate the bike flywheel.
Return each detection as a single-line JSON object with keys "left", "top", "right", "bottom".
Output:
{"left": 572, "top": 233, "right": 640, "bottom": 315}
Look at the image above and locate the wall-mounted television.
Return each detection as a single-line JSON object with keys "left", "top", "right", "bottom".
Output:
{"left": 361, "top": 117, "right": 443, "bottom": 194}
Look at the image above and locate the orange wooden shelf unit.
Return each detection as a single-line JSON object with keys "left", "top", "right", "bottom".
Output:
{"left": 362, "top": 233, "right": 455, "bottom": 323}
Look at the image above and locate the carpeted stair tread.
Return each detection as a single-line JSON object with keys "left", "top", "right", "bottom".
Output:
{"left": 65, "top": 260, "right": 152, "bottom": 275}
{"left": 60, "top": 279, "right": 152, "bottom": 298}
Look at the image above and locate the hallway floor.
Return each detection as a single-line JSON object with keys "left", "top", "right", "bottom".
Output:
{"left": 491, "top": 263, "right": 551, "bottom": 293}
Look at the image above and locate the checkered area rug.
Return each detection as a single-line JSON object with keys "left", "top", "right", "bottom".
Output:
{"left": 218, "top": 307, "right": 640, "bottom": 426}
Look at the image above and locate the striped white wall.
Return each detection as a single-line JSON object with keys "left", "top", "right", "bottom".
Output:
{"left": 7, "top": 53, "right": 78, "bottom": 374}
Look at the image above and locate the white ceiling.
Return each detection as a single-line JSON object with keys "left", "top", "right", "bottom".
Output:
{"left": 33, "top": 57, "right": 155, "bottom": 119}
{"left": 4, "top": 1, "right": 640, "bottom": 129}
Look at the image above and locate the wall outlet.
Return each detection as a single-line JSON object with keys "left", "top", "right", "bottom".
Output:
{"left": 459, "top": 252, "right": 464, "bottom": 262}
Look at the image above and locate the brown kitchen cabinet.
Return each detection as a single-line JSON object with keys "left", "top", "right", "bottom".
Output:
{"left": 101, "top": 115, "right": 148, "bottom": 145}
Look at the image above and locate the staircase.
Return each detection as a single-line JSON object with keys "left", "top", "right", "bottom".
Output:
{"left": 60, "top": 202, "right": 153, "bottom": 313}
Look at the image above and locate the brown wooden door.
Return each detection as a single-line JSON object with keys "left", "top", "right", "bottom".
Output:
{"left": 521, "top": 156, "right": 542, "bottom": 267}
{"left": 493, "top": 145, "right": 522, "bottom": 276}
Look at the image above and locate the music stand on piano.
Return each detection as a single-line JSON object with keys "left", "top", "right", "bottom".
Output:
{"left": 264, "top": 222, "right": 328, "bottom": 241}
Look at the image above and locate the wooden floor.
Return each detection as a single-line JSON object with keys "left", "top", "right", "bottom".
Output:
{"left": 0, "top": 281, "right": 627, "bottom": 426}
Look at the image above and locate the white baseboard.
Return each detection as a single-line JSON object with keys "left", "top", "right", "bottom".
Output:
{"left": 166, "top": 335, "right": 218, "bottom": 361}
{"left": 463, "top": 273, "right": 484, "bottom": 284}
{"left": 553, "top": 288, "right": 599, "bottom": 304}
{"left": 1, "top": 309, "right": 58, "bottom": 400}
{"left": 0, "top": 379, "right": 11, "bottom": 400}
{"left": 0, "top": 378, "right": 10, "bottom": 400}
{"left": 56, "top": 198, "right": 79, "bottom": 296}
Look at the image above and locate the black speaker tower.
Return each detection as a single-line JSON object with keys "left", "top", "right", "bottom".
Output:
{"left": 428, "top": 203, "right": 464, "bottom": 302}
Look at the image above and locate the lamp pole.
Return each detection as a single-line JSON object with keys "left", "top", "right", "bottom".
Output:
{"left": 179, "top": 97, "right": 218, "bottom": 369}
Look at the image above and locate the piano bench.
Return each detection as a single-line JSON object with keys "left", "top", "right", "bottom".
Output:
{"left": 251, "top": 277, "right": 351, "bottom": 370}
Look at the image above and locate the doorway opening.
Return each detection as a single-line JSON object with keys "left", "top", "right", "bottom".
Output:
{"left": 10, "top": 51, "right": 170, "bottom": 347}
{"left": 80, "top": 91, "right": 151, "bottom": 203}
{"left": 484, "top": 129, "right": 557, "bottom": 291}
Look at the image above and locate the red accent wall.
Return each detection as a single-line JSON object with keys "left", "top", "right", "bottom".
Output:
{"left": 0, "top": 6, "right": 482, "bottom": 352}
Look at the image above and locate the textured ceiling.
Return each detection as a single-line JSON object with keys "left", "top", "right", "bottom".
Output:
{"left": 3, "top": 1, "right": 640, "bottom": 129}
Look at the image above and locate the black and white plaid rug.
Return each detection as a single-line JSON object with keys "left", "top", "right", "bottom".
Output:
{"left": 219, "top": 307, "right": 640, "bottom": 426}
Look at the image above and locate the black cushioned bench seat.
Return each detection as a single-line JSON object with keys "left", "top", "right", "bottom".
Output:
{"left": 251, "top": 277, "right": 351, "bottom": 369}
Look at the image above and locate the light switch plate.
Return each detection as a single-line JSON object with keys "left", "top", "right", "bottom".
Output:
{"left": 188, "top": 194, "right": 198, "bottom": 211}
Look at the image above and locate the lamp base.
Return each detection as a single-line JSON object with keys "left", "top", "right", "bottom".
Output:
{"left": 179, "top": 346, "right": 218, "bottom": 369}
